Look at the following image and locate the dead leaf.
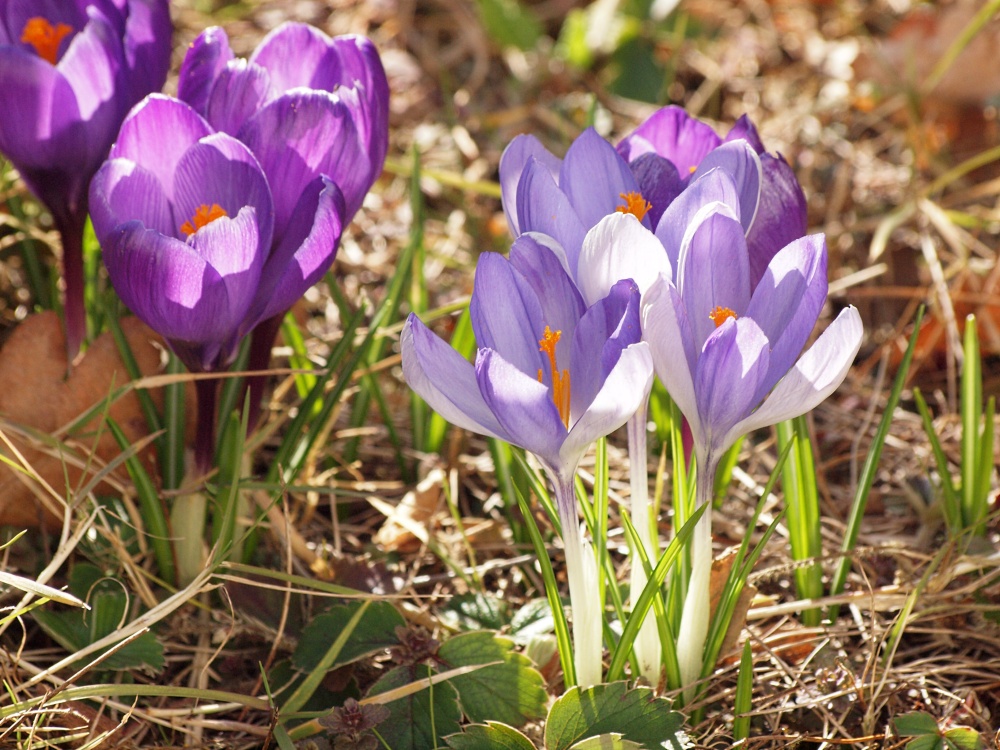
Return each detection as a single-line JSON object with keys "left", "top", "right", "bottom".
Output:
{"left": 373, "top": 468, "right": 445, "bottom": 552}
{"left": 0, "top": 312, "right": 187, "bottom": 530}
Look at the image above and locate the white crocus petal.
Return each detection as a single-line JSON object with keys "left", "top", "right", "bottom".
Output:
{"left": 559, "top": 341, "right": 653, "bottom": 470}
{"left": 641, "top": 276, "right": 704, "bottom": 446}
{"left": 577, "top": 213, "right": 672, "bottom": 307}
{"left": 719, "top": 306, "right": 863, "bottom": 449}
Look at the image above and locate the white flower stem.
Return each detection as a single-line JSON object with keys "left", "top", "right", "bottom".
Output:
{"left": 553, "top": 475, "right": 603, "bottom": 687}
{"left": 676, "top": 456, "right": 716, "bottom": 697}
{"left": 627, "top": 403, "right": 661, "bottom": 687}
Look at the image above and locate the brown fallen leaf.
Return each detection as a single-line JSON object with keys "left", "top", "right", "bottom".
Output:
{"left": 0, "top": 312, "right": 188, "bottom": 530}
{"left": 373, "top": 468, "right": 445, "bottom": 552}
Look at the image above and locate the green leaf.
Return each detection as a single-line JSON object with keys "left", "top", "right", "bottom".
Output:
{"left": 367, "top": 664, "right": 462, "bottom": 750}
{"left": 545, "top": 682, "right": 686, "bottom": 750}
{"left": 944, "top": 728, "right": 984, "bottom": 750}
{"left": 894, "top": 712, "right": 940, "bottom": 736}
{"left": 569, "top": 735, "right": 644, "bottom": 750}
{"left": 475, "top": 0, "right": 542, "bottom": 51}
{"left": 292, "top": 601, "right": 404, "bottom": 672}
{"left": 440, "top": 593, "right": 511, "bottom": 632}
{"left": 906, "top": 737, "right": 944, "bottom": 750}
{"left": 438, "top": 631, "right": 547, "bottom": 727}
{"left": 444, "top": 722, "right": 536, "bottom": 750}
{"left": 509, "top": 598, "right": 556, "bottom": 641}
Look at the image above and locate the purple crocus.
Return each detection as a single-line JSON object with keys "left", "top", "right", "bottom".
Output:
{"left": 177, "top": 21, "right": 389, "bottom": 422}
{"left": 0, "top": 0, "right": 171, "bottom": 360}
{"left": 89, "top": 94, "right": 340, "bottom": 471}
{"left": 401, "top": 240, "right": 653, "bottom": 686}
{"left": 630, "top": 198, "right": 863, "bottom": 688}
{"left": 618, "top": 105, "right": 806, "bottom": 287}
{"left": 501, "top": 127, "right": 764, "bottom": 687}
{"left": 500, "top": 106, "right": 804, "bottom": 289}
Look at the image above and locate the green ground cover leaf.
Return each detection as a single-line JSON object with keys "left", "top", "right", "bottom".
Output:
{"left": 444, "top": 721, "right": 536, "bottom": 750}
{"left": 367, "top": 664, "right": 462, "bottom": 750}
{"left": 544, "top": 682, "right": 686, "bottom": 750}
{"left": 292, "top": 601, "right": 404, "bottom": 672}
{"left": 438, "top": 630, "right": 548, "bottom": 726}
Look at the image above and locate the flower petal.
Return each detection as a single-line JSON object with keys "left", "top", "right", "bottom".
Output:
{"left": 400, "top": 314, "right": 507, "bottom": 441}
{"left": 499, "top": 133, "right": 561, "bottom": 237}
{"left": 515, "top": 158, "right": 587, "bottom": 278}
{"left": 178, "top": 26, "right": 235, "bottom": 115}
{"left": 721, "top": 306, "right": 863, "bottom": 448}
{"left": 89, "top": 157, "right": 173, "bottom": 237}
{"left": 654, "top": 168, "right": 740, "bottom": 271}
{"left": 618, "top": 105, "right": 721, "bottom": 173}
{"left": 560, "top": 342, "right": 653, "bottom": 471}
{"left": 723, "top": 114, "right": 764, "bottom": 153}
{"left": 477, "top": 347, "right": 567, "bottom": 469}
{"left": 641, "top": 275, "right": 702, "bottom": 445}
{"left": 690, "top": 139, "right": 761, "bottom": 235}
{"left": 578, "top": 213, "right": 671, "bottom": 307}
{"left": 119, "top": 0, "right": 172, "bottom": 107}
{"left": 171, "top": 133, "right": 274, "bottom": 251}
{"left": 469, "top": 252, "right": 546, "bottom": 378}
{"left": 676, "top": 208, "right": 752, "bottom": 351}
{"left": 241, "top": 89, "right": 369, "bottom": 223}
{"left": 204, "top": 59, "right": 274, "bottom": 137}
{"left": 693, "top": 316, "right": 770, "bottom": 456}
{"left": 559, "top": 128, "right": 639, "bottom": 231}
{"left": 509, "top": 234, "right": 585, "bottom": 347}
{"left": 252, "top": 176, "right": 346, "bottom": 325}
{"left": 569, "top": 278, "right": 642, "bottom": 416}
{"left": 628, "top": 152, "right": 684, "bottom": 230}
{"left": 57, "top": 5, "right": 120, "bottom": 121}
{"left": 746, "top": 153, "right": 808, "bottom": 288}
{"left": 745, "top": 233, "right": 827, "bottom": 401}
{"left": 111, "top": 95, "right": 213, "bottom": 201}
{"left": 186, "top": 206, "right": 263, "bottom": 325}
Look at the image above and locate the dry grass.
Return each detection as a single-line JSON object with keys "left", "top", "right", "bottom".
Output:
{"left": 0, "top": 0, "right": 999, "bottom": 747}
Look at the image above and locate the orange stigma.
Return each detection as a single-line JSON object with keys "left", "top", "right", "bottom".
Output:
{"left": 181, "top": 204, "right": 228, "bottom": 237}
{"left": 537, "top": 326, "right": 571, "bottom": 428}
{"left": 615, "top": 192, "right": 652, "bottom": 222}
{"left": 21, "top": 17, "right": 73, "bottom": 65}
{"left": 689, "top": 165, "right": 698, "bottom": 174}
{"left": 709, "top": 306, "right": 737, "bottom": 328}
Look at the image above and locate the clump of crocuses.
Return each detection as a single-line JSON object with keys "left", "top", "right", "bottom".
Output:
{"left": 177, "top": 22, "right": 389, "bottom": 423}
{"left": 0, "top": 0, "right": 171, "bottom": 359}
{"left": 402, "top": 240, "right": 654, "bottom": 686}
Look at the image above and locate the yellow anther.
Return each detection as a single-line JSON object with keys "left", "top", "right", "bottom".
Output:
{"left": 709, "top": 306, "right": 737, "bottom": 328}
{"left": 181, "top": 204, "right": 228, "bottom": 237}
{"left": 21, "top": 17, "right": 73, "bottom": 65}
{"left": 537, "top": 326, "right": 571, "bottom": 428}
{"left": 615, "top": 192, "right": 652, "bottom": 222}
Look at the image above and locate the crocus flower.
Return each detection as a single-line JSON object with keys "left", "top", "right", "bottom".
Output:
{"left": 618, "top": 105, "right": 807, "bottom": 287}
{"left": 500, "top": 107, "right": 805, "bottom": 290}
{"left": 177, "top": 22, "right": 389, "bottom": 422}
{"left": 0, "top": 0, "right": 171, "bottom": 359}
{"left": 401, "top": 240, "right": 654, "bottom": 686}
{"left": 501, "top": 129, "right": 764, "bottom": 687}
{"left": 89, "top": 94, "right": 292, "bottom": 470}
{"left": 631, "top": 199, "right": 863, "bottom": 689}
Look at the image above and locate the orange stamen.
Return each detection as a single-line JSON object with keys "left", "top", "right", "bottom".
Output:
{"left": 537, "top": 326, "right": 571, "bottom": 428}
{"left": 21, "top": 17, "right": 73, "bottom": 65}
{"left": 615, "top": 192, "right": 652, "bottom": 222}
{"left": 689, "top": 165, "right": 697, "bottom": 174}
{"left": 180, "top": 204, "right": 228, "bottom": 237}
{"left": 709, "top": 306, "right": 737, "bottom": 328}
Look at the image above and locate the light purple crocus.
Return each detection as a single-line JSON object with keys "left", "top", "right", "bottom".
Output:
{"left": 401, "top": 241, "right": 654, "bottom": 686}
{"left": 177, "top": 21, "right": 389, "bottom": 422}
{"left": 618, "top": 106, "right": 807, "bottom": 287}
{"left": 502, "top": 127, "right": 765, "bottom": 687}
{"left": 89, "top": 95, "right": 341, "bottom": 471}
{"left": 627, "top": 198, "right": 863, "bottom": 688}
{"left": 0, "top": 0, "right": 171, "bottom": 360}
{"left": 500, "top": 106, "right": 805, "bottom": 290}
